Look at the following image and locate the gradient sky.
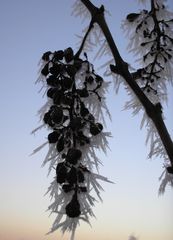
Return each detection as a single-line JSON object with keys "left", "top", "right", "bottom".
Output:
{"left": 0, "top": 1, "right": 173, "bottom": 240}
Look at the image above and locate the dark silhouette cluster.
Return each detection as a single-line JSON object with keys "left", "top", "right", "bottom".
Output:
{"left": 41, "top": 47, "right": 104, "bottom": 217}
{"left": 127, "top": 5, "right": 173, "bottom": 96}
{"left": 166, "top": 166, "right": 173, "bottom": 174}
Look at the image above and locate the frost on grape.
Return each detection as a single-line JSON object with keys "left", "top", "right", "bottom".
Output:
{"left": 33, "top": 5, "right": 115, "bottom": 236}
{"left": 33, "top": 45, "right": 113, "bottom": 240}
{"left": 122, "top": 1, "right": 173, "bottom": 102}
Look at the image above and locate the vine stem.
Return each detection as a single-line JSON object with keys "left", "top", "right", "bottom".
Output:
{"left": 75, "top": 20, "right": 94, "bottom": 59}
{"left": 79, "top": 0, "right": 173, "bottom": 168}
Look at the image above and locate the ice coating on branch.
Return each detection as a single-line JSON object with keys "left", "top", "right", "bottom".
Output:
{"left": 75, "top": 20, "right": 114, "bottom": 92}
{"left": 123, "top": 74, "right": 170, "bottom": 188}
{"left": 142, "top": 113, "right": 168, "bottom": 161}
{"left": 121, "top": 74, "right": 163, "bottom": 161}
{"left": 74, "top": 18, "right": 114, "bottom": 120}
{"left": 122, "top": 72, "right": 172, "bottom": 193}
{"left": 158, "top": 168, "right": 173, "bottom": 194}
{"left": 117, "top": 71, "right": 172, "bottom": 194}
{"left": 73, "top": 0, "right": 112, "bottom": 63}
{"left": 75, "top": 22, "right": 112, "bottom": 61}
{"left": 119, "top": 0, "right": 173, "bottom": 192}
{"left": 72, "top": 0, "right": 90, "bottom": 22}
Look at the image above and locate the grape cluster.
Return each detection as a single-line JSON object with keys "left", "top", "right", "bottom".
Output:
{"left": 126, "top": 6, "right": 173, "bottom": 96}
{"left": 41, "top": 47, "right": 104, "bottom": 218}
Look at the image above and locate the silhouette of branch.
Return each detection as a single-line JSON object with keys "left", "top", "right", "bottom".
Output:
{"left": 75, "top": 20, "right": 94, "bottom": 58}
{"left": 80, "top": 0, "right": 173, "bottom": 169}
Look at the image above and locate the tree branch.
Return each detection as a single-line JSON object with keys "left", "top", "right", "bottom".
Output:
{"left": 80, "top": 0, "right": 173, "bottom": 169}
{"left": 81, "top": 0, "right": 153, "bottom": 110}
{"left": 75, "top": 20, "right": 94, "bottom": 59}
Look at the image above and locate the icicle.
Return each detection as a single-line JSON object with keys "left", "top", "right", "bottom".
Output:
{"left": 30, "top": 141, "right": 48, "bottom": 155}
{"left": 158, "top": 168, "right": 173, "bottom": 195}
{"left": 30, "top": 124, "right": 45, "bottom": 135}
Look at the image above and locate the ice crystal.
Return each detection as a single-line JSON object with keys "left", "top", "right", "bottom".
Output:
{"left": 71, "top": 0, "right": 90, "bottom": 22}
{"left": 159, "top": 168, "right": 173, "bottom": 194}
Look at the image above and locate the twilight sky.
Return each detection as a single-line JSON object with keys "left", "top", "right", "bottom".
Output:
{"left": 0, "top": 1, "right": 173, "bottom": 240}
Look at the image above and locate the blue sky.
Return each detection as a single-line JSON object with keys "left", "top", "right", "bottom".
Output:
{"left": 0, "top": 1, "right": 173, "bottom": 240}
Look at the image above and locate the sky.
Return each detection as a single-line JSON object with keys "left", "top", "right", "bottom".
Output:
{"left": 0, "top": 1, "right": 173, "bottom": 240}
